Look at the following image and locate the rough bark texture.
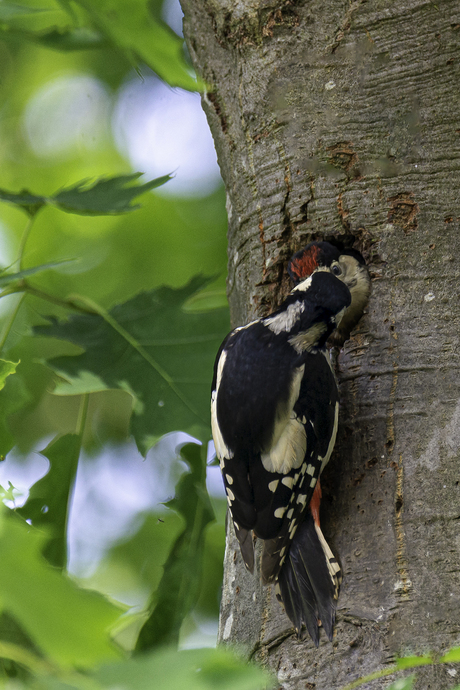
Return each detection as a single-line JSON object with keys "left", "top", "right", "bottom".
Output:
{"left": 180, "top": 0, "right": 460, "bottom": 687}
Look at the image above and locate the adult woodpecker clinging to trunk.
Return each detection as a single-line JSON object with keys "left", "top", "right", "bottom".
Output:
{"left": 211, "top": 241, "right": 370, "bottom": 644}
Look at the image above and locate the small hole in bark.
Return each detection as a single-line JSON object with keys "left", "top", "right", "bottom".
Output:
{"left": 395, "top": 495, "right": 403, "bottom": 512}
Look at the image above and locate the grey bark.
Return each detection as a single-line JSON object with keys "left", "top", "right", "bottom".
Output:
{"left": 180, "top": 0, "right": 460, "bottom": 687}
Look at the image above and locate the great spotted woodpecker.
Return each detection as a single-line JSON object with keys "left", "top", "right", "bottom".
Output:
{"left": 211, "top": 242, "right": 370, "bottom": 644}
{"left": 288, "top": 241, "right": 371, "bottom": 345}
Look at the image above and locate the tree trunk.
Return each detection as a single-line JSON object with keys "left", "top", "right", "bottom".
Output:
{"left": 180, "top": 0, "right": 460, "bottom": 686}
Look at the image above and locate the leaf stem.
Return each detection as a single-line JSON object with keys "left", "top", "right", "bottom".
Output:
{"left": 0, "top": 281, "right": 96, "bottom": 314}
{"left": 340, "top": 666, "right": 399, "bottom": 690}
{"left": 16, "top": 215, "right": 35, "bottom": 271}
{"left": 61, "top": 393, "right": 90, "bottom": 571}
{"left": 0, "top": 641, "right": 103, "bottom": 689}
{"left": 76, "top": 392, "right": 90, "bottom": 437}
{"left": 72, "top": 294, "right": 206, "bottom": 424}
{"left": 0, "top": 641, "right": 55, "bottom": 677}
{"left": 0, "top": 213, "right": 36, "bottom": 352}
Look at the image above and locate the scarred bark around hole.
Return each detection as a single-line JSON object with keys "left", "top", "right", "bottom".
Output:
{"left": 180, "top": 0, "right": 460, "bottom": 687}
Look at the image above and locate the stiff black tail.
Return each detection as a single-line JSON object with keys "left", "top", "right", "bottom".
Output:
{"left": 276, "top": 511, "right": 341, "bottom": 646}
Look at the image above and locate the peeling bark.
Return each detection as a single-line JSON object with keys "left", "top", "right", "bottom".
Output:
{"left": 180, "top": 0, "right": 460, "bottom": 686}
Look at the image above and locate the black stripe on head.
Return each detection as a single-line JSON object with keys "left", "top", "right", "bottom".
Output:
{"left": 288, "top": 241, "right": 366, "bottom": 284}
{"left": 288, "top": 242, "right": 341, "bottom": 283}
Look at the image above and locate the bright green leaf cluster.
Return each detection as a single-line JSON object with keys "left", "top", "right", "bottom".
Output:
{"left": 0, "top": 173, "right": 172, "bottom": 218}
{"left": 0, "top": 507, "right": 122, "bottom": 669}
{"left": 0, "top": 1, "right": 242, "bottom": 688}
{"left": 0, "top": 0, "right": 203, "bottom": 91}
{"left": 136, "top": 443, "right": 215, "bottom": 650}
{"left": 35, "top": 277, "right": 229, "bottom": 454}
{"left": 73, "top": 0, "right": 204, "bottom": 91}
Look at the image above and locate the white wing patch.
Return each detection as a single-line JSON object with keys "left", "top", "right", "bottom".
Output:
{"left": 261, "top": 414, "right": 307, "bottom": 474}
{"left": 211, "top": 350, "right": 234, "bottom": 461}
{"left": 320, "top": 401, "right": 339, "bottom": 471}
{"left": 261, "top": 365, "right": 306, "bottom": 474}
{"left": 265, "top": 301, "right": 305, "bottom": 335}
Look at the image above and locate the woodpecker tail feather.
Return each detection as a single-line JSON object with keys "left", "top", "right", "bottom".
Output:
{"left": 234, "top": 524, "right": 255, "bottom": 573}
{"left": 276, "top": 512, "right": 341, "bottom": 645}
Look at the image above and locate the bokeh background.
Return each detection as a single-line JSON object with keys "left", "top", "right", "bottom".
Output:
{"left": 0, "top": 0, "right": 229, "bottom": 650}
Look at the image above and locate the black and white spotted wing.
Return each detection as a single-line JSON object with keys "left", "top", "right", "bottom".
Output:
{"left": 212, "top": 321, "right": 339, "bottom": 583}
{"left": 258, "top": 350, "right": 339, "bottom": 583}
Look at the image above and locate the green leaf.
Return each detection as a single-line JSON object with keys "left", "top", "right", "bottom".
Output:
{"left": 0, "top": 188, "right": 46, "bottom": 217}
{"left": 0, "top": 481, "right": 17, "bottom": 503}
{"left": 16, "top": 434, "right": 81, "bottom": 569}
{"left": 0, "top": 508, "right": 122, "bottom": 668}
{"left": 0, "top": 173, "right": 172, "bottom": 218}
{"left": 0, "top": 3, "right": 49, "bottom": 20}
{"left": 96, "top": 645, "right": 273, "bottom": 690}
{"left": 35, "top": 277, "right": 230, "bottom": 454}
{"left": 135, "top": 443, "right": 214, "bottom": 651}
{"left": 52, "top": 173, "right": 172, "bottom": 215}
{"left": 0, "top": 25, "right": 107, "bottom": 51}
{"left": 440, "top": 646, "right": 460, "bottom": 662}
{"left": 0, "top": 359, "right": 19, "bottom": 391}
{"left": 395, "top": 655, "right": 432, "bottom": 670}
{"left": 0, "top": 371, "right": 31, "bottom": 458}
{"left": 73, "top": 0, "right": 203, "bottom": 91}
{"left": 0, "top": 260, "right": 76, "bottom": 287}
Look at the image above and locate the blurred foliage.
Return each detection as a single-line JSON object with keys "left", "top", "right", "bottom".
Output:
{"left": 0, "top": 0, "right": 246, "bottom": 688}
{"left": 0, "top": 2, "right": 458, "bottom": 689}
{"left": 135, "top": 443, "right": 214, "bottom": 650}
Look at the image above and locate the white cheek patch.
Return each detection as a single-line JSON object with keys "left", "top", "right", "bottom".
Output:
{"left": 288, "top": 322, "right": 327, "bottom": 354}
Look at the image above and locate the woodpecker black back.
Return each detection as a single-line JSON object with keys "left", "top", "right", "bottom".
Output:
{"left": 211, "top": 269, "right": 354, "bottom": 643}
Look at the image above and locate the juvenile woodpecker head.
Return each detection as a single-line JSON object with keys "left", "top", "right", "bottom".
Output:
{"left": 288, "top": 241, "right": 371, "bottom": 345}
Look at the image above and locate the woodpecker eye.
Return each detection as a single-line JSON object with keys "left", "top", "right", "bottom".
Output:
{"left": 332, "top": 263, "right": 342, "bottom": 276}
